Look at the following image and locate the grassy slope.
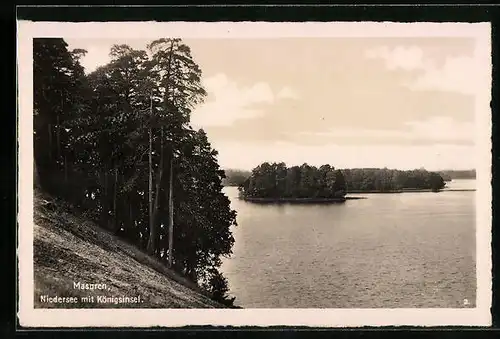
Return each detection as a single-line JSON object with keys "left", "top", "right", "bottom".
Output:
{"left": 33, "top": 191, "right": 225, "bottom": 309}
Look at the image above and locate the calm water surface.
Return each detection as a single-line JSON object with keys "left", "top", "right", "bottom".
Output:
{"left": 221, "top": 179, "right": 476, "bottom": 308}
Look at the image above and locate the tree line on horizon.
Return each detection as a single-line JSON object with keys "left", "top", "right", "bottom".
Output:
{"left": 342, "top": 168, "right": 446, "bottom": 192}
{"left": 33, "top": 38, "right": 237, "bottom": 305}
{"left": 233, "top": 163, "right": 446, "bottom": 198}
{"left": 222, "top": 169, "right": 252, "bottom": 187}
{"left": 238, "top": 162, "right": 347, "bottom": 199}
{"left": 438, "top": 169, "right": 476, "bottom": 181}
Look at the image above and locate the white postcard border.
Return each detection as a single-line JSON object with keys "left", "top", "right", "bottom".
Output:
{"left": 17, "top": 21, "right": 492, "bottom": 328}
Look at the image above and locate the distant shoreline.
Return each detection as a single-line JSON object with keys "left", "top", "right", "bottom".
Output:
{"left": 239, "top": 197, "right": 347, "bottom": 204}
{"left": 238, "top": 188, "right": 476, "bottom": 204}
{"left": 347, "top": 188, "right": 476, "bottom": 194}
{"left": 347, "top": 189, "right": 439, "bottom": 194}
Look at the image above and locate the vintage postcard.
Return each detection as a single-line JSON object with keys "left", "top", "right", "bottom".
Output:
{"left": 17, "top": 20, "right": 492, "bottom": 327}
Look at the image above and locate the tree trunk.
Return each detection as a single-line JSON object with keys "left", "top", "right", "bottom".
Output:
{"left": 150, "top": 127, "right": 164, "bottom": 257}
{"left": 128, "top": 197, "right": 134, "bottom": 241}
{"left": 34, "top": 157, "right": 41, "bottom": 189}
{"left": 147, "top": 94, "right": 155, "bottom": 254}
{"left": 149, "top": 167, "right": 162, "bottom": 256}
{"left": 165, "top": 39, "right": 175, "bottom": 268}
{"left": 62, "top": 154, "right": 68, "bottom": 200}
{"left": 100, "top": 170, "right": 109, "bottom": 229}
{"left": 58, "top": 92, "right": 63, "bottom": 160}
{"left": 64, "top": 154, "right": 68, "bottom": 184}
{"left": 168, "top": 156, "right": 174, "bottom": 268}
{"left": 99, "top": 173, "right": 105, "bottom": 225}
{"left": 113, "top": 168, "right": 118, "bottom": 232}
{"left": 47, "top": 124, "right": 52, "bottom": 161}
{"left": 56, "top": 114, "right": 61, "bottom": 160}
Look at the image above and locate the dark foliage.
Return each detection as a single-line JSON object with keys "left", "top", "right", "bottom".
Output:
{"left": 342, "top": 168, "right": 446, "bottom": 192}
{"left": 239, "top": 163, "right": 447, "bottom": 199}
{"left": 222, "top": 169, "right": 251, "bottom": 187}
{"left": 239, "top": 162, "right": 347, "bottom": 199}
{"left": 438, "top": 169, "right": 476, "bottom": 181}
{"left": 33, "top": 38, "right": 237, "bottom": 306}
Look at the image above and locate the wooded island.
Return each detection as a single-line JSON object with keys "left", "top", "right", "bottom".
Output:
{"left": 239, "top": 162, "right": 347, "bottom": 203}
{"left": 236, "top": 162, "right": 447, "bottom": 203}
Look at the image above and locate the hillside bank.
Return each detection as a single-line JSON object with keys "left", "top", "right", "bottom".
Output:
{"left": 33, "top": 191, "right": 228, "bottom": 309}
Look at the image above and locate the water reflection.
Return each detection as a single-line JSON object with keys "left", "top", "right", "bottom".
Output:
{"left": 221, "top": 180, "right": 476, "bottom": 308}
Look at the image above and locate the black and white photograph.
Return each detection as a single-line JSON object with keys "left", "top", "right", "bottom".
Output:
{"left": 17, "top": 21, "right": 492, "bottom": 327}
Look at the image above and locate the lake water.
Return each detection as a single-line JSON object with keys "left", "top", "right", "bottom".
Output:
{"left": 221, "top": 179, "right": 476, "bottom": 308}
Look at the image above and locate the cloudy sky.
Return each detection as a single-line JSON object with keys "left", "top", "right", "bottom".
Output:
{"left": 65, "top": 36, "right": 483, "bottom": 171}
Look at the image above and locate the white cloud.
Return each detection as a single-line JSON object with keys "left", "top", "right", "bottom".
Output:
{"left": 365, "top": 45, "right": 429, "bottom": 71}
{"left": 191, "top": 74, "right": 299, "bottom": 128}
{"left": 294, "top": 116, "right": 475, "bottom": 144}
{"left": 65, "top": 40, "right": 112, "bottom": 74}
{"left": 297, "top": 128, "right": 408, "bottom": 139}
{"left": 81, "top": 47, "right": 111, "bottom": 73}
{"left": 203, "top": 73, "right": 274, "bottom": 104}
{"left": 212, "top": 139, "right": 475, "bottom": 171}
{"left": 409, "top": 56, "right": 478, "bottom": 95}
{"left": 404, "top": 116, "right": 474, "bottom": 142}
{"left": 277, "top": 86, "right": 299, "bottom": 100}
{"left": 191, "top": 73, "right": 274, "bottom": 127}
{"left": 365, "top": 45, "right": 480, "bottom": 95}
